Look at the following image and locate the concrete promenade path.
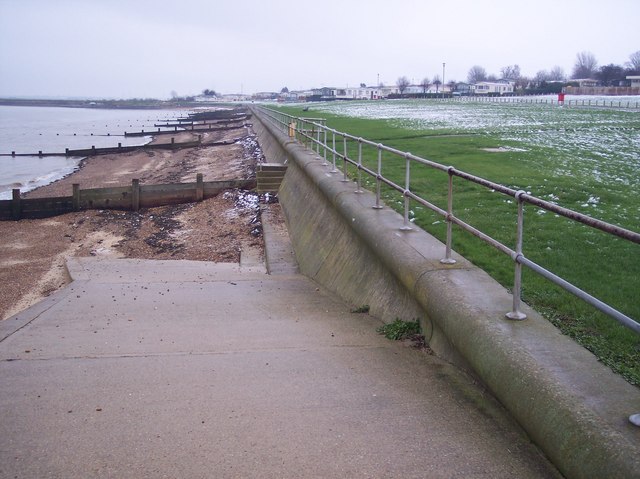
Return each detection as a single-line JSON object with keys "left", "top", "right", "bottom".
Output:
{"left": 0, "top": 220, "right": 561, "bottom": 478}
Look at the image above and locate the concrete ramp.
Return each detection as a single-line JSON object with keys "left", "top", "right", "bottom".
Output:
{"left": 0, "top": 257, "right": 559, "bottom": 478}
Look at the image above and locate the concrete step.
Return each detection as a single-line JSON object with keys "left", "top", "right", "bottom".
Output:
{"left": 257, "top": 171, "right": 286, "bottom": 178}
{"left": 257, "top": 164, "right": 287, "bottom": 193}
{"left": 259, "top": 163, "right": 288, "bottom": 172}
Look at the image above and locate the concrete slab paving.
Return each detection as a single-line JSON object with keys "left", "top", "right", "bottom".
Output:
{"left": 0, "top": 256, "right": 561, "bottom": 478}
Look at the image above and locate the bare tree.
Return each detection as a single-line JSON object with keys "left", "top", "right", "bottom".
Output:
{"left": 500, "top": 64, "right": 521, "bottom": 80}
{"left": 572, "top": 51, "right": 598, "bottom": 79}
{"left": 596, "top": 64, "right": 625, "bottom": 86}
{"left": 534, "top": 70, "right": 550, "bottom": 83}
{"left": 432, "top": 74, "right": 441, "bottom": 93}
{"left": 396, "top": 76, "right": 410, "bottom": 96}
{"left": 548, "top": 66, "right": 566, "bottom": 81}
{"left": 626, "top": 50, "right": 640, "bottom": 72}
{"left": 467, "top": 65, "right": 487, "bottom": 83}
{"left": 419, "top": 77, "right": 430, "bottom": 94}
{"left": 516, "top": 75, "right": 531, "bottom": 90}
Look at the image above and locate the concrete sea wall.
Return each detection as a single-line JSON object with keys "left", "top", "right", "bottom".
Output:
{"left": 251, "top": 107, "right": 640, "bottom": 479}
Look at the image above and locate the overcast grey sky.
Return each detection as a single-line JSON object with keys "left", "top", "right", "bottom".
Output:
{"left": 0, "top": 0, "right": 638, "bottom": 99}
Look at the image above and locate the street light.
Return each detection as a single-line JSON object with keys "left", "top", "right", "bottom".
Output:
{"left": 442, "top": 63, "right": 446, "bottom": 99}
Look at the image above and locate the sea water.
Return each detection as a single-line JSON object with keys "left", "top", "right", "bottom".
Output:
{"left": 0, "top": 106, "right": 184, "bottom": 199}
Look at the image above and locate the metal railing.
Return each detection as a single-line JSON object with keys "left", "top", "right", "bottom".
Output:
{"left": 256, "top": 106, "right": 640, "bottom": 335}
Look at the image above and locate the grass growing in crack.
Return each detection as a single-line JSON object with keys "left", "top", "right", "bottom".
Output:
{"left": 350, "top": 305, "right": 370, "bottom": 313}
{"left": 377, "top": 319, "right": 421, "bottom": 340}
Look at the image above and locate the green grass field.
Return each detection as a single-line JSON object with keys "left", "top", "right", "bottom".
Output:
{"left": 272, "top": 100, "right": 640, "bottom": 385}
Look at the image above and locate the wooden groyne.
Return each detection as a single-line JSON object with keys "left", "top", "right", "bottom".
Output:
{"left": 1, "top": 106, "right": 252, "bottom": 158}
{"left": 0, "top": 138, "right": 203, "bottom": 158}
{"left": 153, "top": 117, "right": 248, "bottom": 128}
{"left": 178, "top": 109, "right": 249, "bottom": 122}
{"left": 0, "top": 175, "right": 256, "bottom": 220}
{"left": 123, "top": 123, "right": 246, "bottom": 137}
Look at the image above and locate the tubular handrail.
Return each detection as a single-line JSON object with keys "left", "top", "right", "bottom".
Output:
{"left": 255, "top": 105, "right": 640, "bottom": 334}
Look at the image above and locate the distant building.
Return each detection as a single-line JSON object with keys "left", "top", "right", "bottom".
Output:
{"left": 253, "top": 92, "right": 279, "bottom": 100}
{"left": 404, "top": 85, "right": 425, "bottom": 95}
{"left": 472, "top": 81, "right": 514, "bottom": 95}
{"left": 221, "top": 93, "right": 252, "bottom": 102}
{"left": 453, "top": 82, "right": 473, "bottom": 95}
{"left": 627, "top": 76, "right": 640, "bottom": 87}
{"left": 194, "top": 95, "right": 219, "bottom": 103}
{"left": 306, "top": 87, "right": 336, "bottom": 101}
{"left": 571, "top": 79, "right": 598, "bottom": 88}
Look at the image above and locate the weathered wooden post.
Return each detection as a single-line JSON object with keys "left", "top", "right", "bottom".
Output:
{"left": 132, "top": 179, "right": 140, "bottom": 212}
{"left": 65, "top": 148, "right": 69, "bottom": 156}
{"left": 118, "top": 143, "right": 122, "bottom": 151}
{"left": 11, "top": 151, "right": 15, "bottom": 157}
{"left": 72, "top": 184, "right": 80, "bottom": 211}
{"left": 12, "top": 189, "right": 21, "bottom": 220}
{"left": 92, "top": 146, "right": 96, "bottom": 155}
{"left": 196, "top": 173, "right": 204, "bottom": 202}
{"left": 38, "top": 150, "right": 43, "bottom": 157}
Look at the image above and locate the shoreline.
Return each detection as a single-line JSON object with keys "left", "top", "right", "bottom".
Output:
{"left": 10, "top": 131, "right": 171, "bottom": 200}
{"left": 0, "top": 98, "right": 220, "bottom": 110}
{"left": 0, "top": 104, "right": 195, "bottom": 199}
{"left": 0, "top": 110, "right": 264, "bottom": 321}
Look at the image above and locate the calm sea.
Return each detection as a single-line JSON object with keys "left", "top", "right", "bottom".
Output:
{"left": 0, "top": 106, "right": 185, "bottom": 199}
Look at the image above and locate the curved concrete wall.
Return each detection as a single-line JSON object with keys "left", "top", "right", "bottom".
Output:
{"left": 251, "top": 108, "right": 640, "bottom": 479}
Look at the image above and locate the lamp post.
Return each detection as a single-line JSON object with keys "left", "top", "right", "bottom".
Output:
{"left": 442, "top": 62, "right": 446, "bottom": 99}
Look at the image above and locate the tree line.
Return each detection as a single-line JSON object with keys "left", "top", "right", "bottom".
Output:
{"left": 395, "top": 50, "right": 640, "bottom": 95}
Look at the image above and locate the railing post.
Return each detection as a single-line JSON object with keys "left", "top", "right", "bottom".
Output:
{"left": 355, "top": 139, "right": 364, "bottom": 193}
{"left": 373, "top": 145, "right": 383, "bottom": 209}
{"left": 322, "top": 128, "right": 328, "bottom": 165}
{"left": 400, "top": 153, "right": 413, "bottom": 231}
{"left": 506, "top": 190, "right": 527, "bottom": 320}
{"left": 331, "top": 130, "right": 338, "bottom": 173}
{"left": 341, "top": 135, "right": 349, "bottom": 182}
{"left": 441, "top": 167, "right": 457, "bottom": 264}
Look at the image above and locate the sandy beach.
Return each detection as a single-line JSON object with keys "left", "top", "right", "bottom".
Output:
{"left": 0, "top": 115, "right": 268, "bottom": 320}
